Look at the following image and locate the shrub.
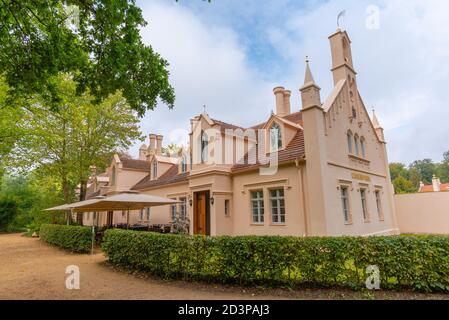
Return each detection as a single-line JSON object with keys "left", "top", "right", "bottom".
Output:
{"left": 40, "top": 224, "right": 92, "bottom": 253}
{"left": 102, "top": 229, "right": 449, "bottom": 292}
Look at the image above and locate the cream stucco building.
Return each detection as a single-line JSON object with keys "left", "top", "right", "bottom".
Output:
{"left": 83, "top": 28, "right": 399, "bottom": 237}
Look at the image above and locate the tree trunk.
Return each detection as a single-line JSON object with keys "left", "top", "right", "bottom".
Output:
{"left": 79, "top": 179, "right": 88, "bottom": 201}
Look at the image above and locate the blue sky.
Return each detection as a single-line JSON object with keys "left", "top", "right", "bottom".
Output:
{"left": 131, "top": 0, "right": 449, "bottom": 164}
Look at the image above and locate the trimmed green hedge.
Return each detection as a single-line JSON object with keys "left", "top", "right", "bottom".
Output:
{"left": 40, "top": 224, "right": 92, "bottom": 253}
{"left": 102, "top": 229, "right": 449, "bottom": 292}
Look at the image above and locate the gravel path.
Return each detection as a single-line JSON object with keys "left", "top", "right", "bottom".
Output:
{"left": 1, "top": 233, "right": 448, "bottom": 300}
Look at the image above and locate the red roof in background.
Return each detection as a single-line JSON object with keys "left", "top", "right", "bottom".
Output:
{"left": 420, "top": 183, "right": 449, "bottom": 193}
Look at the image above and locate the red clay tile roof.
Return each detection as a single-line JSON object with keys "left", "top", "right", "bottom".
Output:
{"left": 131, "top": 164, "right": 188, "bottom": 190}
{"left": 420, "top": 183, "right": 449, "bottom": 192}
{"left": 121, "top": 159, "right": 150, "bottom": 172}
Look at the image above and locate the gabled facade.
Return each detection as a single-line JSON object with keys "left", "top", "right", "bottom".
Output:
{"left": 126, "top": 28, "right": 399, "bottom": 237}
{"left": 78, "top": 28, "right": 398, "bottom": 236}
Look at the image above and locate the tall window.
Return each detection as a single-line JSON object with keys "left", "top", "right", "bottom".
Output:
{"left": 201, "top": 130, "right": 208, "bottom": 163}
{"left": 170, "top": 200, "right": 177, "bottom": 221}
{"left": 354, "top": 134, "right": 360, "bottom": 156}
{"left": 347, "top": 131, "right": 353, "bottom": 154}
{"left": 139, "top": 209, "right": 144, "bottom": 221}
{"left": 250, "top": 190, "right": 264, "bottom": 224}
{"left": 270, "top": 123, "right": 282, "bottom": 151}
{"left": 180, "top": 155, "right": 188, "bottom": 173}
{"left": 152, "top": 161, "right": 157, "bottom": 180}
{"left": 360, "top": 137, "right": 366, "bottom": 158}
{"left": 179, "top": 197, "right": 187, "bottom": 219}
{"left": 224, "top": 199, "right": 230, "bottom": 216}
{"left": 146, "top": 208, "right": 151, "bottom": 221}
{"left": 360, "top": 188, "right": 369, "bottom": 221}
{"left": 340, "top": 186, "right": 350, "bottom": 223}
{"left": 375, "top": 190, "right": 383, "bottom": 220}
{"left": 270, "top": 188, "right": 285, "bottom": 224}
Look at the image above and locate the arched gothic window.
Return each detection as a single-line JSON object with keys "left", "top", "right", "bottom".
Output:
{"left": 347, "top": 130, "right": 353, "bottom": 154}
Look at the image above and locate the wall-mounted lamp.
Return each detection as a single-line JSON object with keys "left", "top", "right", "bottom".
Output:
{"left": 188, "top": 195, "right": 193, "bottom": 207}
{"left": 210, "top": 197, "right": 215, "bottom": 205}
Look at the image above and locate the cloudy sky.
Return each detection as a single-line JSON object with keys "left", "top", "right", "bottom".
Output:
{"left": 130, "top": 0, "right": 449, "bottom": 164}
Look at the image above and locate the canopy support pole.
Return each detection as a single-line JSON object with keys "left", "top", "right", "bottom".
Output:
{"left": 126, "top": 208, "right": 130, "bottom": 229}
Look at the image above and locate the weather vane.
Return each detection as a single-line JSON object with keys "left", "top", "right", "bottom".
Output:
{"left": 337, "top": 10, "right": 346, "bottom": 28}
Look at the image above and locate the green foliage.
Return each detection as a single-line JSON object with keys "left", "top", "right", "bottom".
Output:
{"left": 0, "top": 174, "right": 64, "bottom": 233}
{"left": 39, "top": 224, "right": 92, "bottom": 253}
{"left": 389, "top": 153, "right": 449, "bottom": 194}
{"left": 102, "top": 230, "right": 449, "bottom": 292}
{"left": 0, "top": 195, "right": 18, "bottom": 231}
{"left": 0, "top": 0, "right": 174, "bottom": 115}
{"left": 5, "top": 75, "right": 142, "bottom": 201}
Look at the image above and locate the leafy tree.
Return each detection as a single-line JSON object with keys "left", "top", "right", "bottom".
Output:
{"left": 436, "top": 151, "right": 449, "bottom": 183}
{"left": 6, "top": 75, "right": 142, "bottom": 202}
{"left": 162, "top": 143, "right": 182, "bottom": 157}
{"left": 389, "top": 163, "right": 409, "bottom": 181}
{"left": 0, "top": 0, "right": 174, "bottom": 116}
{"left": 392, "top": 175, "right": 417, "bottom": 194}
{"left": 0, "top": 195, "right": 18, "bottom": 231}
{"left": 409, "top": 159, "right": 436, "bottom": 185}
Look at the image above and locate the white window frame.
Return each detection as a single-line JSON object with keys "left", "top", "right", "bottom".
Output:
{"left": 250, "top": 190, "right": 264, "bottom": 224}
{"left": 360, "top": 188, "right": 369, "bottom": 222}
{"left": 170, "top": 199, "right": 177, "bottom": 221}
{"left": 375, "top": 190, "right": 384, "bottom": 221}
{"left": 340, "top": 185, "right": 352, "bottom": 224}
{"left": 269, "top": 122, "right": 282, "bottom": 152}
{"left": 269, "top": 188, "right": 285, "bottom": 224}
{"left": 179, "top": 197, "right": 187, "bottom": 219}
{"left": 152, "top": 161, "right": 158, "bottom": 180}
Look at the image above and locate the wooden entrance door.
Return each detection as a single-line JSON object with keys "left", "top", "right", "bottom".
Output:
{"left": 107, "top": 211, "right": 113, "bottom": 227}
{"left": 194, "top": 191, "right": 210, "bottom": 235}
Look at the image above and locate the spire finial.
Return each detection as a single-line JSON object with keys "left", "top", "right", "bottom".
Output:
{"left": 304, "top": 56, "right": 315, "bottom": 85}
{"left": 372, "top": 108, "right": 381, "bottom": 128}
{"left": 203, "top": 104, "right": 206, "bottom": 114}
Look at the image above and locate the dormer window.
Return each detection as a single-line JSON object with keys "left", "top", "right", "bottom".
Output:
{"left": 180, "top": 155, "right": 187, "bottom": 173}
{"left": 152, "top": 160, "right": 158, "bottom": 180}
{"left": 269, "top": 122, "right": 282, "bottom": 152}
{"left": 201, "top": 130, "right": 208, "bottom": 163}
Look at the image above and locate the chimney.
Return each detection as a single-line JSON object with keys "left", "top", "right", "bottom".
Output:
{"left": 432, "top": 175, "right": 440, "bottom": 192}
{"left": 283, "top": 90, "right": 292, "bottom": 116}
{"left": 273, "top": 86, "right": 286, "bottom": 116}
{"left": 149, "top": 134, "right": 157, "bottom": 155}
{"left": 139, "top": 144, "right": 148, "bottom": 160}
{"left": 156, "top": 135, "right": 163, "bottom": 156}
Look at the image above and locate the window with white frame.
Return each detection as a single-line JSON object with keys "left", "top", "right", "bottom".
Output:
{"left": 180, "top": 155, "right": 188, "bottom": 173}
{"left": 170, "top": 199, "right": 177, "bottom": 221}
{"left": 201, "top": 130, "right": 208, "bottom": 163}
{"left": 270, "top": 188, "right": 285, "bottom": 224}
{"left": 375, "top": 190, "right": 384, "bottom": 220}
{"left": 146, "top": 208, "right": 151, "bottom": 221}
{"left": 250, "top": 190, "right": 264, "bottom": 224}
{"left": 269, "top": 122, "right": 282, "bottom": 152}
{"left": 340, "top": 186, "right": 351, "bottom": 223}
{"left": 179, "top": 197, "right": 187, "bottom": 219}
{"left": 360, "top": 188, "right": 369, "bottom": 221}
{"left": 139, "top": 209, "right": 144, "bottom": 221}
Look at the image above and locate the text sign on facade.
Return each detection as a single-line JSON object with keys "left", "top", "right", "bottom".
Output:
{"left": 351, "top": 172, "right": 371, "bottom": 182}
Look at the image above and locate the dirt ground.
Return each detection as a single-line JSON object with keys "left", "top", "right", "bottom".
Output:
{"left": 0, "top": 233, "right": 448, "bottom": 300}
